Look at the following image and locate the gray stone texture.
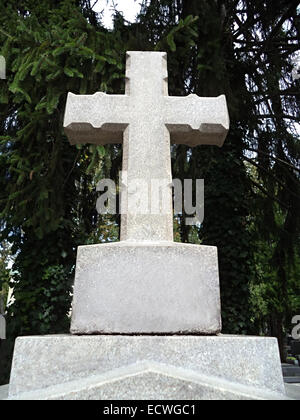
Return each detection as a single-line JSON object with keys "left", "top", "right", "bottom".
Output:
{"left": 285, "top": 384, "right": 300, "bottom": 400}
{"left": 70, "top": 242, "right": 221, "bottom": 335}
{"left": 0, "top": 385, "right": 8, "bottom": 400}
{"left": 64, "top": 52, "right": 229, "bottom": 243}
{"left": 8, "top": 335, "right": 287, "bottom": 400}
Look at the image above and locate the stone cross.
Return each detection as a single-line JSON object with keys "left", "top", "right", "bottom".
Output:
{"left": 64, "top": 51, "right": 229, "bottom": 242}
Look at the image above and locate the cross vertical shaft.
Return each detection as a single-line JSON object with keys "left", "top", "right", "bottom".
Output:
{"left": 120, "top": 52, "right": 173, "bottom": 242}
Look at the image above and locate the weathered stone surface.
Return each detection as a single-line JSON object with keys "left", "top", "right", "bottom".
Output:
{"left": 285, "top": 384, "right": 300, "bottom": 400}
{"left": 9, "top": 364, "right": 290, "bottom": 401}
{"left": 70, "top": 241, "right": 221, "bottom": 335}
{"left": 8, "top": 335, "right": 287, "bottom": 400}
{"left": 0, "top": 385, "right": 8, "bottom": 400}
{"left": 64, "top": 52, "right": 229, "bottom": 242}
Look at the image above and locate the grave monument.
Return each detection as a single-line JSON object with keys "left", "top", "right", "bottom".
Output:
{"left": 8, "top": 52, "right": 287, "bottom": 400}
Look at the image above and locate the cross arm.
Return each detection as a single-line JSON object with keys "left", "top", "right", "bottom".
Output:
{"left": 64, "top": 92, "right": 130, "bottom": 145}
{"left": 164, "top": 94, "right": 230, "bottom": 147}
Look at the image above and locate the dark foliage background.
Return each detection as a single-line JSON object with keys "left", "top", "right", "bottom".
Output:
{"left": 0, "top": 0, "right": 299, "bottom": 384}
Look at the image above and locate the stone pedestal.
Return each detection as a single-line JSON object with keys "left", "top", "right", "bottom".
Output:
{"left": 71, "top": 242, "right": 221, "bottom": 335}
{"left": 8, "top": 335, "right": 288, "bottom": 400}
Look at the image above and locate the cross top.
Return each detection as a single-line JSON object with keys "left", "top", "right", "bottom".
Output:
{"left": 64, "top": 51, "right": 229, "bottom": 242}
{"left": 126, "top": 51, "right": 168, "bottom": 96}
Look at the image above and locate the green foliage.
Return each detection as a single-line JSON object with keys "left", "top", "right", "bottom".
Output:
{"left": 0, "top": 0, "right": 127, "bottom": 240}
{"left": 39, "top": 264, "right": 73, "bottom": 334}
{"left": 199, "top": 141, "right": 256, "bottom": 335}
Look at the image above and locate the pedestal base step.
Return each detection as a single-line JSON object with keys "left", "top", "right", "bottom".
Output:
{"left": 8, "top": 335, "right": 288, "bottom": 400}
